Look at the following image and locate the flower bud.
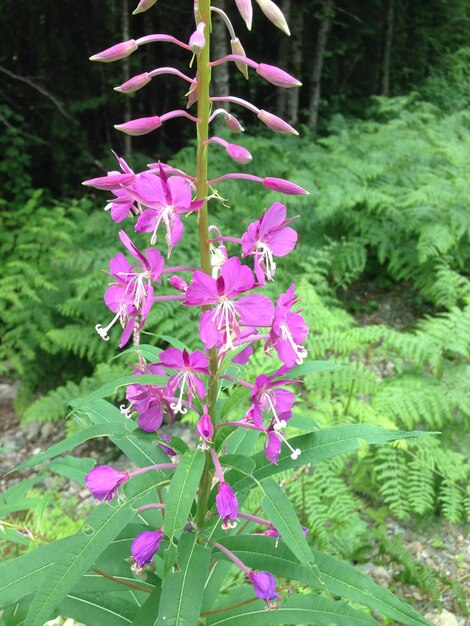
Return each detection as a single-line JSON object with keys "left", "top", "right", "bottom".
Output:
{"left": 255, "top": 0, "right": 290, "bottom": 35}
{"left": 230, "top": 38, "right": 249, "bottom": 79}
{"left": 132, "top": 0, "right": 157, "bottom": 14}
{"left": 85, "top": 466, "right": 129, "bottom": 501}
{"left": 248, "top": 571, "right": 280, "bottom": 605}
{"left": 226, "top": 143, "right": 252, "bottom": 164}
{"left": 235, "top": 0, "right": 253, "bottom": 30}
{"left": 158, "top": 435, "right": 177, "bottom": 456}
{"left": 114, "top": 116, "right": 162, "bottom": 136}
{"left": 257, "top": 110, "right": 298, "bottom": 135}
{"left": 216, "top": 481, "right": 238, "bottom": 529}
{"left": 224, "top": 114, "right": 244, "bottom": 133}
{"left": 168, "top": 275, "right": 188, "bottom": 292}
{"left": 256, "top": 63, "right": 301, "bottom": 88}
{"left": 82, "top": 172, "right": 135, "bottom": 190}
{"left": 189, "top": 22, "right": 206, "bottom": 53}
{"left": 263, "top": 177, "right": 309, "bottom": 195}
{"left": 115, "top": 72, "right": 151, "bottom": 94}
{"left": 196, "top": 412, "right": 214, "bottom": 441}
{"left": 131, "top": 529, "right": 164, "bottom": 568}
{"left": 90, "top": 39, "right": 138, "bottom": 63}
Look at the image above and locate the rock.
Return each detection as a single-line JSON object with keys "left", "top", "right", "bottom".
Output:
{"left": 424, "top": 609, "right": 459, "bottom": 626}
{"left": 23, "top": 421, "right": 42, "bottom": 441}
{"left": 40, "top": 422, "right": 56, "bottom": 441}
{"left": 0, "top": 382, "right": 19, "bottom": 405}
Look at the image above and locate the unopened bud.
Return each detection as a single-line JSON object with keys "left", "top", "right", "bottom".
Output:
{"left": 189, "top": 23, "right": 206, "bottom": 53}
{"left": 168, "top": 275, "right": 188, "bottom": 291}
{"left": 257, "top": 110, "right": 298, "bottom": 135}
{"left": 235, "top": 0, "right": 253, "bottom": 30}
{"left": 132, "top": 0, "right": 157, "bottom": 14}
{"left": 115, "top": 72, "right": 151, "bottom": 94}
{"left": 257, "top": 63, "right": 301, "bottom": 88}
{"left": 263, "top": 177, "right": 309, "bottom": 195}
{"left": 82, "top": 173, "right": 135, "bottom": 190}
{"left": 255, "top": 0, "right": 290, "bottom": 35}
{"left": 90, "top": 39, "right": 138, "bottom": 63}
{"left": 226, "top": 143, "right": 252, "bottom": 164}
{"left": 231, "top": 38, "right": 249, "bottom": 79}
{"left": 224, "top": 114, "right": 244, "bottom": 133}
{"left": 115, "top": 116, "right": 162, "bottom": 136}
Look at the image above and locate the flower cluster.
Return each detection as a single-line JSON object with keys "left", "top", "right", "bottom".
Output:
{"left": 84, "top": 0, "right": 309, "bottom": 608}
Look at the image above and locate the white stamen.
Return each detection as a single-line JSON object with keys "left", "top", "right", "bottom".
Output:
{"left": 266, "top": 394, "right": 287, "bottom": 431}
{"left": 277, "top": 429, "right": 301, "bottom": 460}
{"left": 210, "top": 244, "right": 227, "bottom": 278}
{"left": 120, "top": 403, "right": 134, "bottom": 418}
{"left": 280, "top": 322, "right": 307, "bottom": 365}
{"left": 256, "top": 241, "right": 277, "bottom": 281}
{"left": 170, "top": 372, "right": 188, "bottom": 414}
{"left": 95, "top": 308, "right": 123, "bottom": 341}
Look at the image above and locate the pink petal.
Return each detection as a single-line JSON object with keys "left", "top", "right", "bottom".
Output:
{"left": 236, "top": 294, "right": 274, "bottom": 326}
{"left": 220, "top": 257, "right": 254, "bottom": 297}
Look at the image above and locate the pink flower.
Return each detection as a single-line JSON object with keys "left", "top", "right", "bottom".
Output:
{"left": 189, "top": 22, "right": 206, "bottom": 53}
{"left": 158, "top": 435, "right": 177, "bottom": 457}
{"left": 115, "top": 72, "right": 151, "bottom": 93}
{"left": 158, "top": 348, "right": 210, "bottom": 413}
{"left": 90, "top": 39, "right": 138, "bottom": 62}
{"left": 95, "top": 230, "right": 164, "bottom": 346}
{"left": 241, "top": 202, "right": 298, "bottom": 284}
{"left": 196, "top": 410, "right": 214, "bottom": 447}
{"left": 248, "top": 366, "right": 296, "bottom": 429}
{"left": 85, "top": 466, "right": 129, "bottom": 501}
{"left": 216, "top": 482, "right": 239, "bottom": 529}
{"left": 264, "top": 430, "right": 282, "bottom": 463}
{"left": 266, "top": 285, "right": 309, "bottom": 367}
{"left": 131, "top": 529, "right": 164, "bottom": 568}
{"left": 130, "top": 165, "right": 204, "bottom": 255}
{"left": 184, "top": 257, "right": 274, "bottom": 351}
{"left": 125, "top": 381, "right": 174, "bottom": 432}
{"left": 235, "top": 0, "right": 253, "bottom": 29}
{"left": 256, "top": 64, "right": 301, "bottom": 88}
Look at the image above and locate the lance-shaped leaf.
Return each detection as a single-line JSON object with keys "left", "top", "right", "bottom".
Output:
{"left": 130, "top": 586, "right": 162, "bottom": 625}
{"left": 156, "top": 533, "right": 212, "bottom": 626}
{"left": 217, "top": 536, "right": 433, "bottom": 626}
{"left": 70, "top": 373, "right": 168, "bottom": 408}
{"left": 58, "top": 591, "right": 139, "bottom": 626}
{"left": 25, "top": 473, "right": 164, "bottom": 626}
{"left": 206, "top": 593, "right": 379, "bottom": 626}
{"left": 164, "top": 448, "right": 205, "bottom": 541}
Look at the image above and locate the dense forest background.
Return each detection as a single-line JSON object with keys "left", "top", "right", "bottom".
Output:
{"left": 2, "top": 0, "right": 470, "bottom": 196}
{"left": 1, "top": 2, "right": 470, "bottom": 618}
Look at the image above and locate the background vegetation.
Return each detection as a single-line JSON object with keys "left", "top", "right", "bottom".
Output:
{"left": 1, "top": 0, "right": 469, "bottom": 619}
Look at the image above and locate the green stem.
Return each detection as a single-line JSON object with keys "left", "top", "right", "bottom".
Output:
{"left": 195, "top": 0, "right": 216, "bottom": 529}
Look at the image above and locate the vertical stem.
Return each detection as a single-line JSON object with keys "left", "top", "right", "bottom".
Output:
{"left": 195, "top": 0, "right": 216, "bottom": 529}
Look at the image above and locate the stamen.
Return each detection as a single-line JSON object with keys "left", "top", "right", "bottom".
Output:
{"left": 280, "top": 322, "right": 307, "bottom": 365}
{"left": 170, "top": 372, "right": 188, "bottom": 414}
{"left": 277, "top": 430, "right": 301, "bottom": 460}
{"left": 256, "top": 242, "right": 277, "bottom": 281}
{"left": 266, "top": 394, "right": 287, "bottom": 431}
{"left": 95, "top": 308, "right": 123, "bottom": 341}
{"left": 120, "top": 402, "right": 134, "bottom": 418}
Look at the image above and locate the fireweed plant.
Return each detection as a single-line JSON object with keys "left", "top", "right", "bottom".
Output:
{"left": 0, "top": 2, "right": 436, "bottom": 625}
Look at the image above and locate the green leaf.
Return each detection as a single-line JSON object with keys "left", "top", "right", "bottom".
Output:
{"left": 219, "top": 454, "right": 255, "bottom": 476}
{"left": 156, "top": 533, "right": 211, "bottom": 626}
{"left": 202, "top": 560, "right": 232, "bottom": 612}
{"left": 47, "top": 455, "right": 95, "bottom": 485}
{"left": 0, "top": 497, "right": 41, "bottom": 518}
{"left": 218, "top": 536, "right": 433, "bottom": 626}
{"left": 260, "top": 479, "right": 322, "bottom": 582}
{"left": 288, "top": 359, "right": 346, "bottom": 378}
{"left": 164, "top": 449, "right": 205, "bottom": 541}
{"left": 206, "top": 594, "right": 379, "bottom": 626}
{"left": 252, "top": 424, "right": 435, "bottom": 481}
{"left": 130, "top": 586, "right": 162, "bottom": 626}
{"left": 58, "top": 591, "right": 138, "bottom": 625}
{"left": 220, "top": 385, "right": 251, "bottom": 421}
{"left": 9, "top": 423, "right": 130, "bottom": 473}
{"left": 25, "top": 473, "right": 164, "bottom": 626}
{"left": 155, "top": 334, "right": 186, "bottom": 350}
{"left": 112, "top": 343, "right": 162, "bottom": 363}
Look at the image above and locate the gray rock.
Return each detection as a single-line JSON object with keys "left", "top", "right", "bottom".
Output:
{"left": 23, "top": 421, "right": 42, "bottom": 441}
{"left": 425, "top": 609, "right": 460, "bottom": 626}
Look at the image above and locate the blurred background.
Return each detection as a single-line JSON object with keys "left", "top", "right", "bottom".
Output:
{"left": 1, "top": 1, "right": 469, "bottom": 622}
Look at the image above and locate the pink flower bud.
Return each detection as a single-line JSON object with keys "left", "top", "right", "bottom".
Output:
{"left": 226, "top": 143, "right": 252, "bottom": 164}
{"left": 168, "top": 275, "right": 188, "bottom": 291}
{"left": 132, "top": 0, "right": 157, "bottom": 14}
{"left": 131, "top": 529, "right": 164, "bottom": 567}
{"left": 114, "top": 116, "right": 162, "bottom": 136}
{"left": 257, "top": 110, "right": 298, "bottom": 135}
{"left": 90, "top": 39, "right": 138, "bottom": 63}
{"left": 86, "top": 466, "right": 129, "bottom": 501}
{"left": 230, "top": 38, "right": 249, "bottom": 79}
{"left": 224, "top": 114, "right": 244, "bottom": 133}
{"left": 189, "top": 22, "right": 206, "bottom": 53}
{"left": 263, "top": 177, "right": 309, "bottom": 195}
{"left": 216, "top": 481, "right": 239, "bottom": 529}
{"left": 256, "top": 64, "right": 301, "bottom": 88}
{"left": 115, "top": 72, "right": 151, "bottom": 94}
{"left": 255, "top": 0, "right": 290, "bottom": 35}
{"left": 196, "top": 412, "right": 214, "bottom": 441}
{"left": 248, "top": 571, "right": 280, "bottom": 604}
{"left": 82, "top": 172, "right": 135, "bottom": 190}
{"left": 235, "top": 0, "right": 253, "bottom": 30}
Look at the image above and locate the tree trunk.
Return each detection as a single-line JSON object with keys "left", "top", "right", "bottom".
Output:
{"left": 381, "top": 0, "right": 394, "bottom": 97}
{"left": 121, "top": 0, "right": 131, "bottom": 159}
{"left": 308, "top": 0, "right": 334, "bottom": 132}
{"left": 286, "top": 2, "right": 304, "bottom": 125}
{"left": 211, "top": 0, "right": 230, "bottom": 111}
{"left": 275, "top": 0, "right": 291, "bottom": 119}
